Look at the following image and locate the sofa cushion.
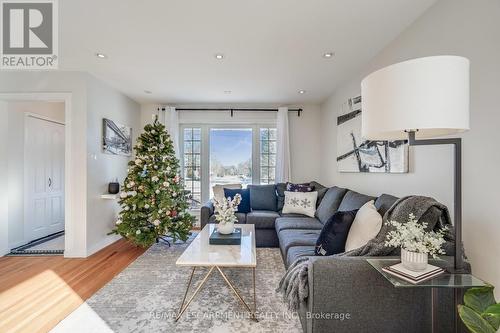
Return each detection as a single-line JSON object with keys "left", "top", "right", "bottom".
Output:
{"left": 286, "top": 246, "right": 316, "bottom": 268}
{"left": 280, "top": 213, "right": 311, "bottom": 218}
{"left": 224, "top": 188, "right": 251, "bottom": 213}
{"left": 246, "top": 210, "right": 280, "bottom": 229}
{"left": 315, "top": 186, "right": 348, "bottom": 224}
{"left": 248, "top": 184, "right": 277, "bottom": 211}
{"left": 338, "top": 190, "right": 376, "bottom": 211}
{"left": 315, "top": 210, "right": 358, "bottom": 256}
{"left": 275, "top": 217, "right": 323, "bottom": 233}
{"left": 209, "top": 212, "right": 246, "bottom": 224}
{"left": 310, "top": 181, "right": 327, "bottom": 207}
{"left": 374, "top": 193, "right": 399, "bottom": 217}
{"left": 278, "top": 229, "right": 321, "bottom": 259}
{"left": 276, "top": 182, "right": 287, "bottom": 211}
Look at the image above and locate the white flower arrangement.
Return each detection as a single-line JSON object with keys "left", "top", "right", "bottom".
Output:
{"left": 213, "top": 194, "right": 242, "bottom": 225}
{"left": 385, "top": 213, "right": 448, "bottom": 258}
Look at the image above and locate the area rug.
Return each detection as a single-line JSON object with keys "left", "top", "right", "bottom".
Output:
{"left": 51, "top": 235, "right": 302, "bottom": 333}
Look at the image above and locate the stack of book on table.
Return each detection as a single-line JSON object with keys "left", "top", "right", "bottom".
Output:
{"left": 382, "top": 263, "right": 445, "bottom": 284}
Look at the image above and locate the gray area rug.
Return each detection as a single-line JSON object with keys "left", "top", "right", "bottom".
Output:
{"left": 52, "top": 235, "right": 302, "bottom": 333}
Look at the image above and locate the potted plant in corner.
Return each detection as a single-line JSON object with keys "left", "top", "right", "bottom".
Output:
{"left": 212, "top": 194, "right": 241, "bottom": 234}
{"left": 458, "top": 285, "right": 500, "bottom": 333}
{"left": 385, "top": 213, "right": 448, "bottom": 271}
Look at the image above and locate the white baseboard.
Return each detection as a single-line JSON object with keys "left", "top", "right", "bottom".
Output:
{"left": 86, "top": 234, "right": 122, "bottom": 257}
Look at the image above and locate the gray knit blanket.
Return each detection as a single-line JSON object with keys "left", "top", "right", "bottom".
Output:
{"left": 276, "top": 196, "right": 459, "bottom": 310}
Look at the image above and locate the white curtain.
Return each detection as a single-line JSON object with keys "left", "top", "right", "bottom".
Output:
{"left": 158, "top": 106, "right": 180, "bottom": 158}
{"left": 276, "top": 106, "right": 291, "bottom": 182}
{"left": 167, "top": 106, "right": 180, "bottom": 158}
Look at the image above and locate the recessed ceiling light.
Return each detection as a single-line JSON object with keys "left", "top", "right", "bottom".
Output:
{"left": 215, "top": 53, "right": 224, "bottom": 60}
{"left": 298, "top": 90, "right": 306, "bottom": 94}
{"left": 323, "top": 52, "right": 334, "bottom": 58}
{"left": 144, "top": 90, "right": 152, "bottom": 94}
{"left": 95, "top": 52, "right": 107, "bottom": 59}
{"left": 224, "top": 90, "right": 232, "bottom": 94}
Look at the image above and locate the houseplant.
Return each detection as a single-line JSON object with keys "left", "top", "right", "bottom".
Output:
{"left": 212, "top": 193, "right": 241, "bottom": 234}
{"left": 458, "top": 285, "right": 500, "bottom": 333}
{"left": 385, "top": 213, "right": 448, "bottom": 271}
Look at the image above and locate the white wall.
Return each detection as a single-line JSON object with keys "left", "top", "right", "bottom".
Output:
{"left": 85, "top": 76, "right": 140, "bottom": 256}
{"left": 320, "top": 0, "right": 500, "bottom": 294}
{"left": 6, "top": 102, "right": 65, "bottom": 249}
{"left": 0, "top": 102, "right": 9, "bottom": 255}
{"left": 140, "top": 104, "right": 322, "bottom": 183}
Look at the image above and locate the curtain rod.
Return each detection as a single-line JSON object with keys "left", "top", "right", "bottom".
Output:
{"left": 158, "top": 107, "right": 302, "bottom": 117}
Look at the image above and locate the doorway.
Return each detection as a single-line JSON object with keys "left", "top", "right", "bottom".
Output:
{"left": 4, "top": 102, "right": 66, "bottom": 255}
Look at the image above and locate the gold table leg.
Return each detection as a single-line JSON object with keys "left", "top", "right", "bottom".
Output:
{"left": 175, "top": 266, "right": 214, "bottom": 322}
{"left": 216, "top": 266, "right": 258, "bottom": 322}
{"left": 175, "top": 265, "right": 258, "bottom": 322}
{"left": 178, "top": 267, "right": 196, "bottom": 314}
{"left": 253, "top": 267, "right": 257, "bottom": 314}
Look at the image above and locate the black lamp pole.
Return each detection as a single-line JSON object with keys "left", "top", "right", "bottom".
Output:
{"left": 407, "top": 131, "right": 464, "bottom": 272}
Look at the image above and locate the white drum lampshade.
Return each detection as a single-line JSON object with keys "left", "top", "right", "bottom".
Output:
{"left": 361, "top": 56, "right": 470, "bottom": 140}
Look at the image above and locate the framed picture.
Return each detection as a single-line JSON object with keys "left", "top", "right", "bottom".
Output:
{"left": 337, "top": 95, "right": 408, "bottom": 173}
{"left": 102, "top": 118, "right": 132, "bottom": 156}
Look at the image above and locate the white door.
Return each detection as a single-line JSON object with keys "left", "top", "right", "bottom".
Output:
{"left": 25, "top": 116, "right": 65, "bottom": 242}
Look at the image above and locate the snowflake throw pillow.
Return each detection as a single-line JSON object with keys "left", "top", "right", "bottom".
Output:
{"left": 282, "top": 191, "right": 318, "bottom": 217}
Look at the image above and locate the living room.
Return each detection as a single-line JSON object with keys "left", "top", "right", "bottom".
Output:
{"left": 0, "top": 0, "right": 499, "bottom": 332}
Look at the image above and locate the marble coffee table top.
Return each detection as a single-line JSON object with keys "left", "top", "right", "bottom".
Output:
{"left": 176, "top": 224, "right": 256, "bottom": 267}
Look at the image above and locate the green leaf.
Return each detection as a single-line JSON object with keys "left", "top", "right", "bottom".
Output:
{"left": 482, "top": 304, "right": 500, "bottom": 330}
{"left": 464, "top": 286, "right": 496, "bottom": 313}
{"left": 458, "top": 305, "right": 496, "bottom": 333}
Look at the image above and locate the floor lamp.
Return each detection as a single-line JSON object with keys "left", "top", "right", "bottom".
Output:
{"left": 361, "top": 56, "right": 470, "bottom": 272}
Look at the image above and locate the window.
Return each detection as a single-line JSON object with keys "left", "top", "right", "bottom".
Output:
{"left": 180, "top": 125, "right": 276, "bottom": 203}
{"left": 260, "top": 128, "right": 277, "bottom": 184}
{"left": 182, "top": 128, "right": 201, "bottom": 209}
{"left": 210, "top": 128, "right": 253, "bottom": 196}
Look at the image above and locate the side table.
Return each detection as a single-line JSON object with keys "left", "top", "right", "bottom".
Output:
{"left": 367, "top": 258, "right": 488, "bottom": 333}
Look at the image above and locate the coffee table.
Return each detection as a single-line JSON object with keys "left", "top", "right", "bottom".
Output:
{"left": 175, "top": 224, "right": 257, "bottom": 322}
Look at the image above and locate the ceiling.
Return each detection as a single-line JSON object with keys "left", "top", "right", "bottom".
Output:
{"left": 60, "top": 0, "right": 436, "bottom": 105}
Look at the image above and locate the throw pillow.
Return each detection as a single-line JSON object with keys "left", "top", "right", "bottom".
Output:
{"left": 345, "top": 200, "right": 382, "bottom": 252}
{"left": 223, "top": 188, "right": 251, "bottom": 214}
{"left": 213, "top": 183, "right": 242, "bottom": 201}
{"left": 282, "top": 191, "right": 318, "bottom": 217}
{"left": 286, "top": 182, "right": 314, "bottom": 192}
{"left": 248, "top": 184, "right": 277, "bottom": 211}
{"left": 315, "top": 210, "right": 358, "bottom": 256}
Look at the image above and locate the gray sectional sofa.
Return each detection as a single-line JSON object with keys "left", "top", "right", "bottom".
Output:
{"left": 200, "top": 181, "right": 456, "bottom": 333}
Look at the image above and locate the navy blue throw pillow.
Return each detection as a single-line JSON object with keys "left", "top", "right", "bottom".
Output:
{"left": 315, "top": 210, "right": 358, "bottom": 256}
{"left": 286, "top": 182, "right": 314, "bottom": 192}
{"left": 223, "top": 188, "right": 251, "bottom": 213}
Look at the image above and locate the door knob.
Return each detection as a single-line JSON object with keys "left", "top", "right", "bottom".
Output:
{"left": 48, "top": 177, "right": 52, "bottom": 187}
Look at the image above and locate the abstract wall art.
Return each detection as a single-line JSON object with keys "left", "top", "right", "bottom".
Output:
{"left": 337, "top": 95, "right": 408, "bottom": 173}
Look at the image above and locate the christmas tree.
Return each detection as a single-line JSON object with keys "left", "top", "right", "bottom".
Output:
{"left": 110, "top": 118, "right": 194, "bottom": 247}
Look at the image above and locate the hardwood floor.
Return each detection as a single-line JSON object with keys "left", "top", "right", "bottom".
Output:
{"left": 0, "top": 239, "right": 147, "bottom": 333}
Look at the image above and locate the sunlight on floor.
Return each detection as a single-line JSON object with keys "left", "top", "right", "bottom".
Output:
{"left": 0, "top": 270, "right": 83, "bottom": 333}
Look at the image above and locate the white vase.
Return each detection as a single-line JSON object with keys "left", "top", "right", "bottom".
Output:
{"left": 217, "top": 221, "right": 234, "bottom": 234}
{"left": 401, "top": 248, "right": 428, "bottom": 271}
